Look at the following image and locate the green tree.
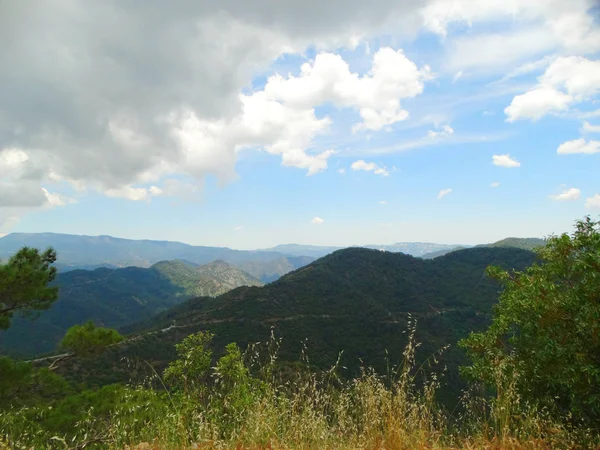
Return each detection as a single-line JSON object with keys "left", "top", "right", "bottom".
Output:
{"left": 460, "top": 216, "right": 600, "bottom": 423}
{"left": 60, "top": 321, "right": 124, "bottom": 357}
{"left": 0, "top": 247, "right": 58, "bottom": 329}
{"left": 164, "top": 331, "right": 213, "bottom": 393}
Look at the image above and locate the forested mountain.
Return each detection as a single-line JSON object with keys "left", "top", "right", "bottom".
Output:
{"left": 0, "top": 233, "right": 312, "bottom": 282}
{"left": 481, "top": 237, "right": 546, "bottom": 251}
{"left": 57, "top": 246, "right": 537, "bottom": 401}
{"left": 0, "top": 259, "right": 261, "bottom": 356}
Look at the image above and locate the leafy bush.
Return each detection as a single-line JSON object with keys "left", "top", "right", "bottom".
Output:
{"left": 61, "top": 321, "right": 124, "bottom": 357}
{"left": 461, "top": 217, "right": 600, "bottom": 424}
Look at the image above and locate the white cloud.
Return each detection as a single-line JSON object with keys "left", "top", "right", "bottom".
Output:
{"left": 427, "top": 124, "right": 454, "bottom": 138}
{"left": 350, "top": 160, "right": 390, "bottom": 176}
{"left": 104, "top": 186, "right": 151, "bottom": 201}
{"left": 425, "top": 0, "right": 599, "bottom": 73}
{"left": 585, "top": 194, "right": 600, "bottom": 210}
{"left": 490, "top": 182, "right": 500, "bottom": 188}
{"left": 452, "top": 71, "right": 463, "bottom": 83}
{"left": 311, "top": 217, "right": 324, "bottom": 224}
{"left": 263, "top": 47, "right": 433, "bottom": 132}
{"left": 557, "top": 138, "right": 600, "bottom": 155}
{"left": 379, "top": 200, "right": 388, "bottom": 205}
{"left": 41, "top": 188, "right": 74, "bottom": 207}
{"left": 549, "top": 187, "right": 581, "bottom": 201}
{"left": 492, "top": 154, "right": 521, "bottom": 168}
{"left": 581, "top": 121, "right": 600, "bottom": 133}
{"left": 338, "top": 168, "right": 346, "bottom": 174}
{"left": 233, "top": 225, "right": 244, "bottom": 231}
{"left": 437, "top": 188, "right": 452, "bottom": 200}
{"left": 505, "top": 56, "right": 600, "bottom": 122}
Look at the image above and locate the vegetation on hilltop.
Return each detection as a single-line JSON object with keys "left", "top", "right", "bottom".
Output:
{"left": 482, "top": 237, "right": 546, "bottom": 251}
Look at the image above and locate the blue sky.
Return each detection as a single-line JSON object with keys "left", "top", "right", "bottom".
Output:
{"left": 1, "top": 1, "right": 599, "bottom": 249}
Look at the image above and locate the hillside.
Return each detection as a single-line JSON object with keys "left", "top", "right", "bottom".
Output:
{"left": 59, "top": 246, "right": 537, "bottom": 400}
{"left": 0, "top": 260, "right": 262, "bottom": 356}
{"left": 0, "top": 233, "right": 311, "bottom": 282}
{"left": 482, "top": 237, "right": 546, "bottom": 251}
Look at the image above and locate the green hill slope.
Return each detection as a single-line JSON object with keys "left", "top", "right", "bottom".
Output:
{"left": 0, "top": 260, "right": 262, "bottom": 356}
{"left": 482, "top": 237, "right": 546, "bottom": 251}
{"left": 58, "top": 246, "right": 537, "bottom": 400}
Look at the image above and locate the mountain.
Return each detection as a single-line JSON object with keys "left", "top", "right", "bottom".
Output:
{"left": 0, "top": 259, "right": 262, "bottom": 357}
{"left": 421, "top": 246, "right": 468, "bottom": 259}
{"left": 0, "top": 233, "right": 311, "bottom": 282}
{"left": 420, "top": 238, "right": 545, "bottom": 259}
{"left": 482, "top": 237, "right": 546, "bottom": 251}
{"left": 57, "top": 246, "right": 537, "bottom": 401}
{"left": 266, "top": 242, "right": 464, "bottom": 258}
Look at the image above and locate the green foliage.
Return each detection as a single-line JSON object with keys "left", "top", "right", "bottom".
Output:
{"left": 164, "top": 331, "right": 214, "bottom": 393}
{"left": 0, "top": 247, "right": 58, "bottom": 330}
{"left": 61, "top": 321, "right": 124, "bottom": 357}
{"left": 2, "top": 331, "right": 597, "bottom": 449}
{"left": 0, "top": 357, "right": 71, "bottom": 409}
{"left": 460, "top": 217, "right": 600, "bottom": 424}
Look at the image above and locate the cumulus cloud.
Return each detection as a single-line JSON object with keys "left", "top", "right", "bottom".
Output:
{"left": 437, "top": 188, "right": 452, "bottom": 200}
{"left": 492, "top": 154, "right": 521, "bottom": 168}
{"left": 585, "top": 194, "right": 600, "bottom": 210}
{"left": 505, "top": 56, "right": 600, "bottom": 122}
{"left": 490, "top": 182, "right": 500, "bottom": 188}
{"left": 557, "top": 138, "right": 600, "bottom": 155}
{"left": 263, "top": 48, "right": 432, "bottom": 132}
{"left": 311, "top": 217, "right": 324, "bottom": 224}
{"left": 549, "top": 187, "right": 581, "bottom": 201}
{"left": 350, "top": 160, "right": 390, "bottom": 176}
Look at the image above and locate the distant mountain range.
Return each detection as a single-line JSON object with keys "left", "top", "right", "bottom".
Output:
{"left": 0, "top": 259, "right": 262, "bottom": 356}
{"left": 0, "top": 233, "right": 313, "bottom": 282}
{"left": 0, "top": 233, "right": 545, "bottom": 275}
{"left": 55, "top": 246, "right": 538, "bottom": 404}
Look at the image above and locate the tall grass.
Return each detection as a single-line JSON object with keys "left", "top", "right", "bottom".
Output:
{"left": 1, "top": 325, "right": 597, "bottom": 449}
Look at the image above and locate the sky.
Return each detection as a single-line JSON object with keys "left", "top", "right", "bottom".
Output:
{"left": 0, "top": 0, "right": 599, "bottom": 249}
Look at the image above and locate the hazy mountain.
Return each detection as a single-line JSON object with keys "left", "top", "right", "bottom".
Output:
{"left": 60, "top": 246, "right": 537, "bottom": 402}
{"left": 0, "top": 233, "right": 309, "bottom": 282}
{"left": 0, "top": 259, "right": 262, "bottom": 356}
{"left": 420, "top": 238, "right": 545, "bottom": 259}
{"left": 266, "top": 242, "right": 464, "bottom": 258}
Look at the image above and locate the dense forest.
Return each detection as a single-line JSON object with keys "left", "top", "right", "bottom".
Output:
{"left": 0, "top": 260, "right": 261, "bottom": 357}
{"left": 0, "top": 219, "right": 599, "bottom": 448}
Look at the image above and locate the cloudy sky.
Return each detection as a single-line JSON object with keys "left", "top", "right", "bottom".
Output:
{"left": 1, "top": 0, "right": 599, "bottom": 248}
